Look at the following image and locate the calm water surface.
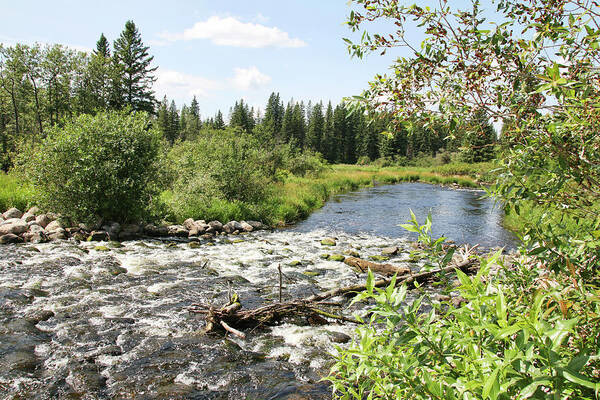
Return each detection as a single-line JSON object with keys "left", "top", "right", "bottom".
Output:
{"left": 293, "top": 182, "right": 518, "bottom": 249}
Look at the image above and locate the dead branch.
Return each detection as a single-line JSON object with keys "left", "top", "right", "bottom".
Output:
{"left": 189, "top": 247, "right": 479, "bottom": 337}
{"left": 344, "top": 256, "right": 411, "bottom": 277}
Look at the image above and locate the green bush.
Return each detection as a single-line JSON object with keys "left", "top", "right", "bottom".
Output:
{"left": 166, "top": 129, "right": 275, "bottom": 221}
{"left": 21, "top": 110, "right": 161, "bottom": 223}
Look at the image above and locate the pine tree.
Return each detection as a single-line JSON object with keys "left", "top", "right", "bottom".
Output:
{"left": 306, "top": 102, "right": 324, "bottom": 153}
{"left": 156, "top": 96, "right": 170, "bottom": 141}
{"left": 322, "top": 101, "right": 335, "bottom": 162}
{"left": 167, "top": 100, "right": 179, "bottom": 143}
{"left": 95, "top": 33, "right": 110, "bottom": 57}
{"left": 213, "top": 110, "right": 225, "bottom": 130}
{"left": 113, "top": 20, "right": 157, "bottom": 113}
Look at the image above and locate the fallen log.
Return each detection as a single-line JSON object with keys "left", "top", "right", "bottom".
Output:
{"left": 344, "top": 256, "right": 411, "bottom": 277}
{"left": 189, "top": 248, "right": 479, "bottom": 337}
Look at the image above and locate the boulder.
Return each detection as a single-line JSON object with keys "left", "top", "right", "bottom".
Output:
{"left": 101, "top": 222, "right": 121, "bottom": 239}
{"left": 28, "top": 224, "right": 44, "bottom": 233}
{"left": 240, "top": 221, "right": 254, "bottom": 232}
{"left": 188, "top": 225, "right": 205, "bottom": 237}
{"left": 167, "top": 225, "right": 188, "bottom": 237}
{"left": 183, "top": 218, "right": 196, "bottom": 231}
{"left": 0, "top": 219, "right": 28, "bottom": 235}
{"left": 119, "top": 224, "right": 141, "bottom": 240}
{"left": 328, "top": 331, "right": 352, "bottom": 344}
{"left": 3, "top": 207, "right": 23, "bottom": 219}
{"left": 0, "top": 233, "right": 23, "bottom": 244}
{"left": 27, "top": 206, "right": 40, "bottom": 216}
{"left": 21, "top": 212, "right": 36, "bottom": 223}
{"left": 381, "top": 246, "right": 400, "bottom": 256}
{"left": 223, "top": 221, "right": 243, "bottom": 234}
{"left": 22, "top": 231, "right": 48, "bottom": 244}
{"left": 208, "top": 220, "right": 223, "bottom": 232}
{"left": 35, "top": 214, "right": 52, "bottom": 228}
{"left": 246, "top": 220, "right": 266, "bottom": 230}
{"left": 87, "top": 230, "right": 109, "bottom": 242}
{"left": 45, "top": 220, "right": 64, "bottom": 233}
{"left": 194, "top": 220, "right": 206, "bottom": 226}
{"left": 48, "top": 228, "right": 67, "bottom": 240}
{"left": 144, "top": 224, "right": 168, "bottom": 237}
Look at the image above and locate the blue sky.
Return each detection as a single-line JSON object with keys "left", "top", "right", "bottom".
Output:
{"left": 1, "top": 0, "right": 408, "bottom": 118}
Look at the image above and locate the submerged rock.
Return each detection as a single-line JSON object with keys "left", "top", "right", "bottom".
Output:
{"left": 320, "top": 238, "right": 336, "bottom": 246}
{"left": 88, "top": 230, "right": 109, "bottom": 242}
{"left": 328, "top": 331, "right": 352, "bottom": 344}
{"left": 381, "top": 246, "right": 400, "bottom": 256}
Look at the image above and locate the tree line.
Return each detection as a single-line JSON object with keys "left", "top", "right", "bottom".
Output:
{"left": 1, "top": 19, "right": 496, "bottom": 171}
{"left": 158, "top": 91, "right": 497, "bottom": 165}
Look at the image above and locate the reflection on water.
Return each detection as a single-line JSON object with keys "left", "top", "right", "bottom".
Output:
{"left": 292, "top": 182, "right": 518, "bottom": 249}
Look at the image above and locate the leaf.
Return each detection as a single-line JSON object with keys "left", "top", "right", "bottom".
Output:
{"left": 482, "top": 366, "right": 501, "bottom": 400}
{"left": 561, "top": 368, "right": 599, "bottom": 390}
{"left": 520, "top": 377, "right": 552, "bottom": 398}
{"left": 366, "top": 268, "right": 374, "bottom": 295}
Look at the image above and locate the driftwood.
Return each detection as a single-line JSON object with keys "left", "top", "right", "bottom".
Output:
{"left": 189, "top": 246, "right": 479, "bottom": 337}
{"left": 344, "top": 256, "right": 411, "bottom": 277}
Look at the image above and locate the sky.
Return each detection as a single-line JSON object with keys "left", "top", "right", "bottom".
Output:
{"left": 0, "top": 0, "right": 408, "bottom": 119}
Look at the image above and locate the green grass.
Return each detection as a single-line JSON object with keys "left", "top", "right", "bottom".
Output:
{"left": 0, "top": 172, "right": 36, "bottom": 213}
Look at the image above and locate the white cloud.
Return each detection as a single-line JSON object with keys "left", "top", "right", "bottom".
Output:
{"left": 158, "top": 16, "right": 306, "bottom": 48}
{"left": 154, "top": 68, "right": 221, "bottom": 100}
{"left": 230, "top": 66, "right": 272, "bottom": 90}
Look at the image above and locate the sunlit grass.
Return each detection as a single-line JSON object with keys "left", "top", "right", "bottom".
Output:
{"left": 0, "top": 172, "right": 36, "bottom": 212}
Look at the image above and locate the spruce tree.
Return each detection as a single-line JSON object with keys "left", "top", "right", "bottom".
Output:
{"left": 306, "top": 102, "right": 324, "bottom": 153}
{"left": 113, "top": 20, "right": 157, "bottom": 113}
{"left": 213, "top": 110, "right": 225, "bottom": 130}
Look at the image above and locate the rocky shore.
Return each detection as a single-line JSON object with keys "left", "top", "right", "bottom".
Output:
{"left": 0, "top": 207, "right": 268, "bottom": 245}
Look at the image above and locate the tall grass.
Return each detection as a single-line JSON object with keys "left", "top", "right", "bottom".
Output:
{"left": 0, "top": 173, "right": 36, "bottom": 213}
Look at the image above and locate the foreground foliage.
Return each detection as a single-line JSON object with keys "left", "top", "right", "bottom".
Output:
{"left": 328, "top": 215, "right": 600, "bottom": 399}
{"left": 20, "top": 110, "right": 161, "bottom": 223}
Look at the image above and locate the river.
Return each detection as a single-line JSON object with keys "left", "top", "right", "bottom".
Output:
{"left": 0, "top": 183, "right": 516, "bottom": 399}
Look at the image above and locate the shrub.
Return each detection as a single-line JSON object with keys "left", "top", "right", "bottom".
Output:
{"left": 167, "top": 129, "right": 275, "bottom": 221}
{"left": 21, "top": 110, "right": 161, "bottom": 223}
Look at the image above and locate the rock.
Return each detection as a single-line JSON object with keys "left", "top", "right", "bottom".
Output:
{"left": 21, "top": 212, "right": 36, "bottom": 222}
{"left": 208, "top": 220, "right": 223, "bottom": 232}
{"left": 240, "top": 221, "right": 254, "bottom": 232}
{"left": 119, "top": 224, "right": 141, "bottom": 240}
{"left": 188, "top": 241, "right": 201, "bottom": 249}
{"left": 45, "top": 220, "right": 63, "bottom": 232}
{"left": 223, "top": 221, "right": 243, "bottom": 234}
{"left": 167, "top": 225, "right": 188, "bottom": 237}
{"left": 144, "top": 224, "right": 167, "bottom": 237}
{"left": 0, "top": 233, "right": 23, "bottom": 244}
{"left": 35, "top": 214, "right": 52, "bottom": 228}
{"left": 321, "top": 238, "right": 336, "bottom": 246}
{"left": 102, "top": 222, "right": 121, "bottom": 239}
{"left": 183, "top": 218, "right": 196, "bottom": 231}
{"left": 328, "top": 254, "right": 346, "bottom": 262}
{"left": 369, "top": 255, "right": 390, "bottom": 262}
{"left": 189, "top": 222, "right": 207, "bottom": 236}
{"left": 246, "top": 220, "right": 265, "bottom": 230}
{"left": 303, "top": 271, "right": 321, "bottom": 277}
{"left": 106, "top": 264, "right": 127, "bottom": 275}
{"left": 29, "top": 224, "right": 44, "bottom": 233}
{"left": 328, "top": 331, "right": 352, "bottom": 344}
{"left": 48, "top": 228, "right": 67, "bottom": 240}
{"left": 22, "top": 231, "right": 49, "bottom": 244}
{"left": 382, "top": 246, "right": 400, "bottom": 256}
{"left": 27, "top": 206, "right": 40, "bottom": 215}
{"left": 343, "top": 250, "right": 361, "bottom": 257}
{"left": 0, "top": 219, "right": 28, "bottom": 235}
{"left": 289, "top": 260, "right": 302, "bottom": 266}
{"left": 94, "top": 245, "right": 110, "bottom": 252}
{"left": 3, "top": 207, "right": 23, "bottom": 219}
{"left": 88, "top": 230, "right": 109, "bottom": 242}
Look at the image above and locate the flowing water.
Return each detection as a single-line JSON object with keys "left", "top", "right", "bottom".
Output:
{"left": 0, "top": 183, "right": 516, "bottom": 399}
